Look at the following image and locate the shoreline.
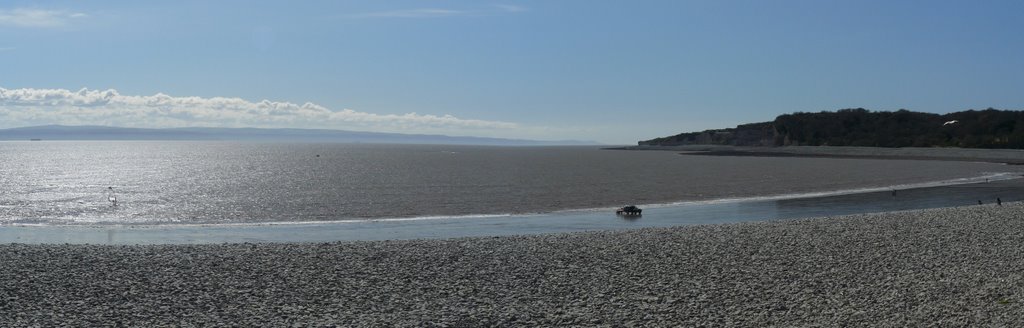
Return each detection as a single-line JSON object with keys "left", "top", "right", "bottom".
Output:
{"left": 5, "top": 144, "right": 1017, "bottom": 226}
{"left": 683, "top": 149, "right": 1024, "bottom": 164}
{"left": 4, "top": 175, "right": 1023, "bottom": 244}
{"left": 612, "top": 145, "right": 1024, "bottom": 164}
{"left": 4, "top": 171, "right": 1018, "bottom": 228}
{"left": 3, "top": 204, "right": 1023, "bottom": 326}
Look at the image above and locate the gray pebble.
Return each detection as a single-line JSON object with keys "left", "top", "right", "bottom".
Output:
{"left": 2, "top": 204, "right": 1024, "bottom": 326}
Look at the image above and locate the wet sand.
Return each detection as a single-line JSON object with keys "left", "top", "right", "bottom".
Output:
{"left": 3, "top": 204, "right": 1024, "bottom": 326}
{"left": 3, "top": 177, "right": 1022, "bottom": 244}
{"left": 619, "top": 145, "right": 1024, "bottom": 164}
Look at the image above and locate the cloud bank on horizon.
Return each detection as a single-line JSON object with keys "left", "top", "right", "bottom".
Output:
{"left": 0, "top": 87, "right": 519, "bottom": 133}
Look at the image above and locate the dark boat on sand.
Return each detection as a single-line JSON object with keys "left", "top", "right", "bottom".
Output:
{"left": 616, "top": 205, "right": 642, "bottom": 216}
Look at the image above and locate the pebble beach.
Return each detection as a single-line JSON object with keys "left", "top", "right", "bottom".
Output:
{"left": 3, "top": 204, "right": 1024, "bottom": 326}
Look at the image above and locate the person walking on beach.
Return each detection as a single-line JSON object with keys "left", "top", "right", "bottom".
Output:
{"left": 997, "top": 197, "right": 1002, "bottom": 206}
{"left": 107, "top": 187, "right": 118, "bottom": 207}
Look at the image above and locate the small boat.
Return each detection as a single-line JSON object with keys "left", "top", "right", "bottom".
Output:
{"left": 616, "top": 205, "right": 642, "bottom": 216}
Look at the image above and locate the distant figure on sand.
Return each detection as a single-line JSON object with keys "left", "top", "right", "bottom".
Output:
{"left": 998, "top": 198, "right": 1002, "bottom": 206}
{"left": 107, "top": 187, "right": 118, "bottom": 206}
{"left": 978, "top": 200, "right": 983, "bottom": 205}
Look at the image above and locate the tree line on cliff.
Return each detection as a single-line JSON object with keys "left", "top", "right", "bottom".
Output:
{"left": 639, "top": 108, "right": 1024, "bottom": 148}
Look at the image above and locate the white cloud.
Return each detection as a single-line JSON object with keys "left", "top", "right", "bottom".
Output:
{"left": 0, "top": 87, "right": 519, "bottom": 132}
{"left": 0, "top": 8, "right": 87, "bottom": 28}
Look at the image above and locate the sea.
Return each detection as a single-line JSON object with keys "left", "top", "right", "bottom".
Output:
{"left": 2, "top": 141, "right": 1023, "bottom": 243}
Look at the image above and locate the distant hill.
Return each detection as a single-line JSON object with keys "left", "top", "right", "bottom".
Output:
{"left": 640, "top": 108, "right": 1024, "bottom": 149}
{"left": 0, "top": 125, "right": 597, "bottom": 146}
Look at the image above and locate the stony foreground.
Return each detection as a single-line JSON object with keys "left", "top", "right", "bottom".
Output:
{"left": 3, "top": 205, "right": 1024, "bottom": 326}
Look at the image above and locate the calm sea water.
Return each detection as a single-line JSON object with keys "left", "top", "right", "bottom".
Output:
{"left": 1, "top": 141, "right": 1020, "bottom": 225}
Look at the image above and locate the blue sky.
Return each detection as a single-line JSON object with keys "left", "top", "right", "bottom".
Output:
{"left": 1, "top": 0, "right": 1022, "bottom": 144}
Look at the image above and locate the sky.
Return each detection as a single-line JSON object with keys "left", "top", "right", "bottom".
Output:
{"left": 1, "top": 0, "right": 1022, "bottom": 144}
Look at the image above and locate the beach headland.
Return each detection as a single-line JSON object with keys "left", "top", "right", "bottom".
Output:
{"left": 3, "top": 204, "right": 1024, "bottom": 326}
